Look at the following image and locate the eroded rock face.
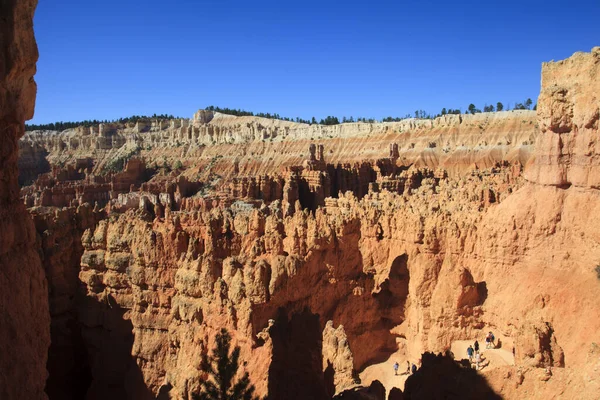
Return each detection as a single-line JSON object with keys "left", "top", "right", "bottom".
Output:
{"left": 12, "top": 45, "right": 600, "bottom": 400}
{"left": 465, "top": 49, "right": 600, "bottom": 398}
{"left": 66, "top": 165, "right": 521, "bottom": 399}
{"left": 0, "top": 1, "right": 50, "bottom": 399}
{"left": 323, "top": 321, "right": 357, "bottom": 396}
{"left": 18, "top": 140, "right": 50, "bottom": 185}
{"left": 22, "top": 109, "right": 538, "bottom": 181}
{"left": 526, "top": 47, "right": 600, "bottom": 187}
{"left": 30, "top": 205, "right": 104, "bottom": 399}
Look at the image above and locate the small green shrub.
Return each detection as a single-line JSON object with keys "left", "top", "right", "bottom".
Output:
{"left": 595, "top": 265, "right": 600, "bottom": 280}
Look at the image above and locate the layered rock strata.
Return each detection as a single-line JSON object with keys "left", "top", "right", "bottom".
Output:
{"left": 22, "top": 109, "right": 537, "bottom": 180}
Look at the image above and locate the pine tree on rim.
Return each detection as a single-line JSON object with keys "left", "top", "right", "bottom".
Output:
{"left": 193, "top": 328, "right": 260, "bottom": 400}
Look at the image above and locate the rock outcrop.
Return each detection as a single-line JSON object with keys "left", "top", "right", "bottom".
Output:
{"left": 526, "top": 47, "right": 600, "bottom": 188}
{"left": 0, "top": 1, "right": 50, "bottom": 399}
{"left": 18, "top": 139, "right": 50, "bottom": 185}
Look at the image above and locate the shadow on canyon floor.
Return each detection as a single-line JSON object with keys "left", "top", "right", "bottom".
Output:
{"left": 44, "top": 312, "right": 92, "bottom": 399}
{"left": 334, "top": 352, "right": 503, "bottom": 400}
{"left": 403, "top": 352, "right": 502, "bottom": 400}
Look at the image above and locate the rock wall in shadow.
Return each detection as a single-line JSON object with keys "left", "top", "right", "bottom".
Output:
{"left": 0, "top": 0, "right": 51, "bottom": 399}
{"left": 267, "top": 309, "right": 330, "bottom": 400}
{"left": 77, "top": 294, "right": 154, "bottom": 400}
{"left": 30, "top": 206, "right": 103, "bottom": 400}
{"left": 18, "top": 140, "right": 50, "bottom": 186}
{"left": 374, "top": 254, "right": 410, "bottom": 320}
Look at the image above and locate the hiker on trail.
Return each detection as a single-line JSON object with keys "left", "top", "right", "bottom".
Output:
{"left": 406, "top": 361, "right": 410, "bottom": 375}
{"left": 486, "top": 331, "right": 495, "bottom": 349}
{"left": 411, "top": 363, "right": 417, "bottom": 374}
{"left": 393, "top": 362, "right": 399, "bottom": 376}
{"left": 474, "top": 340, "right": 479, "bottom": 353}
{"left": 467, "top": 345, "right": 474, "bottom": 362}
{"left": 475, "top": 352, "right": 482, "bottom": 370}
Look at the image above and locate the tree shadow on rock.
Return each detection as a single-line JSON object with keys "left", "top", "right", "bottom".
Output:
{"left": 403, "top": 352, "right": 501, "bottom": 400}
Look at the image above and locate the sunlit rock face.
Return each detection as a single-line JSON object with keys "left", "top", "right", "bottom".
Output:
{"left": 526, "top": 47, "right": 600, "bottom": 188}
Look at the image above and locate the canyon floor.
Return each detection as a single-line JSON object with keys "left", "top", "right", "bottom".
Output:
{"left": 360, "top": 333, "right": 516, "bottom": 394}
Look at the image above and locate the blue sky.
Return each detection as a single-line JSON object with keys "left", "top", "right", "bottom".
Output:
{"left": 30, "top": 0, "right": 600, "bottom": 124}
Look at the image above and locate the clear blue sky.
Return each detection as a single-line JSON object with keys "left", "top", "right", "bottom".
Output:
{"left": 30, "top": 0, "right": 600, "bottom": 124}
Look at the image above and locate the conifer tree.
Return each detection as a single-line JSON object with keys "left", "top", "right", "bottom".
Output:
{"left": 193, "top": 329, "right": 259, "bottom": 400}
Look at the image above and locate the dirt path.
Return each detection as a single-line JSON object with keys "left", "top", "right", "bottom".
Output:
{"left": 358, "top": 336, "right": 515, "bottom": 394}
{"left": 358, "top": 349, "right": 414, "bottom": 393}
{"left": 451, "top": 339, "right": 515, "bottom": 371}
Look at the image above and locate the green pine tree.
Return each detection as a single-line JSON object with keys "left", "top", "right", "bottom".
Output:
{"left": 193, "top": 329, "right": 260, "bottom": 400}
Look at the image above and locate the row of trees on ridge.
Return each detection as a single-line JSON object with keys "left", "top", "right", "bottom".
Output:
{"left": 464, "top": 98, "right": 534, "bottom": 115}
{"left": 25, "top": 113, "right": 180, "bottom": 132}
{"left": 26, "top": 99, "right": 537, "bottom": 132}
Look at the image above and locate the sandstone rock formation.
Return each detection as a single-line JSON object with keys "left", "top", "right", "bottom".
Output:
{"left": 21, "top": 108, "right": 538, "bottom": 184}
{"left": 526, "top": 47, "right": 600, "bottom": 188}
{"left": 0, "top": 1, "right": 50, "bottom": 400}
{"left": 18, "top": 139, "right": 50, "bottom": 185}
{"left": 20, "top": 143, "right": 533, "bottom": 399}
{"left": 5, "top": 6, "right": 600, "bottom": 398}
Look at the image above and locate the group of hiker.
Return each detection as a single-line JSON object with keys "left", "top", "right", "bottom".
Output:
{"left": 391, "top": 331, "right": 497, "bottom": 376}
{"left": 466, "top": 331, "right": 495, "bottom": 370}
{"left": 393, "top": 360, "right": 417, "bottom": 376}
